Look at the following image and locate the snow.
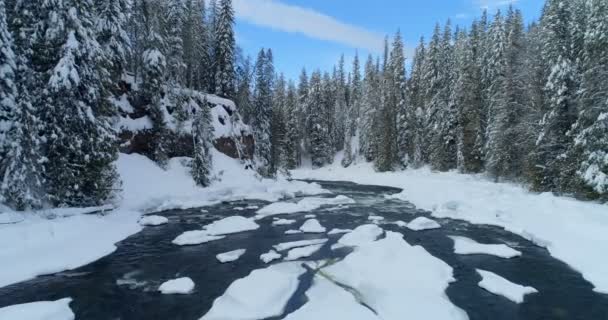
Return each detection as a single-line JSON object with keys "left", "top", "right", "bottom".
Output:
{"left": 324, "top": 231, "right": 468, "bottom": 320}
{"left": 337, "top": 224, "right": 384, "bottom": 247}
{"left": 116, "top": 115, "right": 153, "bottom": 132}
{"left": 0, "top": 209, "right": 142, "bottom": 289}
{"left": 283, "top": 276, "right": 381, "bottom": 320}
{"left": 328, "top": 228, "right": 352, "bottom": 235}
{"left": 117, "top": 151, "right": 328, "bottom": 212}
{"left": 450, "top": 236, "right": 522, "bottom": 258}
{"left": 368, "top": 215, "right": 385, "bottom": 222}
{"left": 138, "top": 215, "right": 169, "bottom": 226}
{"left": 202, "top": 216, "right": 259, "bottom": 236}
{"left": 299, "top": 219, "right": 326, "bottom": 233}
{"left": 273, "top": 239, "right": 329, "bottom": 252}
{"left": 172, "top": 231, "right": 225, "bottom": 246}
{"left": 284, "top": 244, "right": 324, "bottom": 261}
{"left": 476, "top": 269, "right": 538, "bottom": 303}
{"left": 200, "top": 263, "right": 305, "bottom": 320}
{"left": 216, "top": 249, "right": 247, "bottom": 263}
{"left": 285, "top": 229, "right": 302, "bottom": 234}
{"left": 272, "top": 218, "right": 297, "bottom": 226}
{"left": 407, "top": 217, "right": 441, "bottom": 231}
{"left": 0, "top": 298, "right": 74, "bottom": 320}
{"left": 260, "top": 250, "right": 282, "bottom": 263}
{"left": 255, "top": 195, "right": 354, "bottom": 219}
{"left": 292, "top": 163, "right": 608, "bottom": 293}
{"left": 158, "top": 277, "right": 195, "bottom": 295}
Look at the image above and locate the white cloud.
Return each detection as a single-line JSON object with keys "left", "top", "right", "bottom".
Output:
{"left": 233, "top": 0, "right": 385, "bottom": 52}
{"left": 475, "top": 0, "right": 519, "bottom": 9}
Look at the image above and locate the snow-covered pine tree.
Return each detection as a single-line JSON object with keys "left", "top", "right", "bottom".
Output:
{"left": 307, "top": 70, "right": 331, "bottom": 168}
{"left": 284, "top": 81, "right": 300, "bottom": 169}
{"left": 572, "top": 0, "right": 608, "bottom": 198}
{"left": 390, "top": 31, "right": 409, "bottom": 168}
{"left": 165, "top": 0, "right": 186, "bottom": 86}
{"left": 182, "top": 0, "right": 209, "bottom": 91}
{"left": 213, "top": 0, "right": 235, "bottom": 98}
{"left": 453, "top": 23, "right": 484, "bottom": 173}
{"left": 375, "top": 36, "right": 397, "bottom": 172}
{"left": 270, "top": 73, "right": 287, "bottom": 174}
{"left": 298, "top": 69, "right": 310, "bottom": 156}
{"left": 342, "top": 52, "right": 362, "bottom": 168}
{"left": 94, "top": 0, "right": 131, "bottom": 90}
{"left": 252, "top": 49, "right": 273, "bottom": 176}
{"left": 39, "top": 0, "right": 119, "bottom": 206}
{"left": 235, "top": 53, "right": 253, "bottom": 124}
{"left": 322, "top": 71, "right": 336, "bottom": 162}
{"left": 333, "top": 55, "right": 347, "bottom": 152}
{"left": 141, "top": 2, "right": 170, "bottom": 166}
{"left": 408, "top": 37, "right": 427, "bottom": 167}
{"left": 191, "top": 97, "right": 214, "bottom": 187}
{"left": 532, "top": 0, "right": 579, "bottom": 193}
{"left": 359, "top": 55, "right": 380, "bottom": 162}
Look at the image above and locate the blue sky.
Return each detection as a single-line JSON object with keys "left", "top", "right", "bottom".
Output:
{"left": 233, "top": 0, "right": 545, "bottom": 81}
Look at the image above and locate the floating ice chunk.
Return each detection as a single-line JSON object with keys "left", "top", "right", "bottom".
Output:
{"left": 394, "top": 221, "right": 408, "bottom": 227}
{"left": 337, "top": 224, "right": 383, "bottom": 247}
{"left": 203, "top": 216, "right": 260, "bottom": 235}
{"left": 450, "top": 236, "right": 522, "bottom": 258}
{"left": 159, "top": 277, "right": 195, "bottom": 294}
{"left": 138, "top": 215, "right": 169, "bottom": 226}
{"left": 328, "top": 228, "right": 352, "bottom": 235}
{"left": 283, "top": 276, "right": 381, "bottom": 320}
{"left": 305, "top": 214, "right": 316, "bottom": 218}
{"left": 285, "top": 230, "right": 303, "bottom": 234}
{"left": 217, "top": 249, "right": 247, "bottom": 263}
{"left": 256, "top": 196, "right": 355, "bottom": 218}
{"left": 273, "top": 219, "right": 297, "bottom": 226}
{"left": 299, "top": 219, "right": 326, "bottom": 233}
{"left": 284, "top": 244, "right": 324, "bottom": 261}
{"left": 200, "top": 263, "right": 305, "bottom": 320}
{"left": 368, "top": 215, "right": 385, "bottom": 222}
{"left": 273, "top": 239, "right": 329, "bottom": 252}
{"left": 477, "top": 269, "right": 538, "bottom": 303}
{"left": 260, "top": 250, "right": 281, "bottom": 263}
{"left": 172, "top": 231, "right": 225, "bottom": 246}
{"left": 0, "top": 298, "right": 74, "bottom": 320}
{"left": 407, "top": 217, "right": 441, "bottom": 231}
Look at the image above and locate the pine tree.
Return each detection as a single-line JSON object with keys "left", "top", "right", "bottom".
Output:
{"left": 270, "top": 74, "right": 287, "bottom": 173}
{"left": 342, "top": 52, "right": 361, "bottom": 168}
{"left": 95, "top": 0, "right": 131, "bottom": 89}
{"left": 391, "top": 31, "right": 409, "bottom": 168}
{"left": 360, "top": 55, "right": 380, "bottom": 162}
{"left": 214, "top": 0, "right": 235, "bottom": 98}
{"left": 408, "top": 37, "right": 427, "bottom": 167}
{"left": 192, "top": 97, "right": 214, "bottom": 187}
{"left": 284, "top": 81, "right": 300, "bottom": 169}
{"left": 308, "top": 70, "right": 330, "bottom": 168}
{"left": 322, "top": 71, "right": 336, "bottom": 162}
{"left": 182, "top": 0, "right": 209, "bottom": 90}
{"left": 298, "top": 69, "right": 310, "bottom": 156}
{"left": 252, "top": 49, "right": 273, "bottom": 176}
{"left": 333, "top": 54, "right": 347, "bottom": 152}
{"left": 165, "top": 0, "right": 186, "bottom": 85}
{"left": 235, "top": 53, "right": 253, "bottom": 124}
{"left": 39, "top": 0, "right": 119, "bottom": 206}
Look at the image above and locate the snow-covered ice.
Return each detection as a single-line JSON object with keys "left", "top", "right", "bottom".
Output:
{"left": 272, "top": 218, "right": 297, "bottom": 226}
{"left": 172, "top": 231, "right": 225, "bottom": 246}
{"left": 273, "top": 239, "right": 329, "bottom": 252}
{"left": 284, "top": 244, "right": 324, "bottom": 261}
{"left": 158, "top": 277, "right": 195, "bottom": 294}
{"left": 216, "top": 249, "right": 247, "bottom": 263}
{"left": 285, "top": 229, "right": 302, "bottom": 234}
{"left": 476, "top": 269, "right": 538, "bottom": 303}
{"left": 200, "top": 263, "right": 305, "bottom": 320}
{"left": 368, "top": 215, "right": 385, "bottom": 222}
{"left": 0, "top": 298, "right": 74, "bottom": 320}
{"left": 260, "top": 250, "right": 282, "bottom": 263}
{"left": 328, "top": 228, "right": 352, "bottom": 235}
{"left": 324, "top": 231, "right": 468, "bottom": 320}
{"left": 138, "top": 215, "right": 169, "bottom": 226}
{"left": 450, "top": 236, "right": 522, "bottom": 258}
{"left": 407, "top": 217, "right": 441, "bottom": 231}
{"left": 255, "top": 195, "right": 355, "bottom": 219}
{"left": 283, "top": 276, "right": 381, "bottom": 320}
{"left": 337, "top": 224, "right": 384, "bottom": 247}
{"left": 293, "top": 163, "right": 608, "bottom": 293}
{"left": 304, "top": 214, "right": 316, "bottom": 218}
{"left": 202, "top": 216, "right": 259, "bottom": 235}
{"left": 299, "top": 219, "right": 326, "bottom": 233}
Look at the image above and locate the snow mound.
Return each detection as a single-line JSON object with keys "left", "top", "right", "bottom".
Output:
{"left": 284, "top": 244, "right": 324, "bottom": 261}
{"left": 159, "top": 277, "right": 195, "bottom": 294}
{"left": 217, "top": 249, "right": 246, "bottom": 263}
{"left": 0, "top": 298, "right": 74, "bottom": 320}
{"left": 172, "top": 231, "right": 225, "bottom": 246}
{"left": 255, "top": 196, "right": 355, "bottom": 219}
{"left": 477, "top": 269, "right": 538, "bottom": 303}
{"left": 260, "top": 250, "right": 282, "bottom": 263}
{"left": 273, "top": 239, "right": 329, "bottom": 252}
{"left": 299, "top": 219, "right": 326, "bottom": 233}
{"left": 203, "top": 216, "right": 259, "bottom": 236}
{"left": 138, "top": 215, "right": 169, "bottom": 226}
{"left": 450, "top": 236, "right": 522, "bottom": 258}
{"left": 200, "top": 263, "right": 305, "bottom": 320}
{"left": 328, "top": 228, "right": 352, "bottom": 235}
{"left": 407, "top": 217, "right": 441, "bottom": 231}
{"left": 325, "top": 232, "right": 468, "bottom": 320}
{"left": 272, "top": 219, "right": 297, "bottom": 226}
{"left": 283, "top": 276, "right": 381, "bottom": 320}
{"left": 337, "top": 224, "right": 384, "bottom": 247}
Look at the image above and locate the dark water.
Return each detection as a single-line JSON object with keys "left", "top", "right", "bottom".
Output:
{"left": 1, "top": 180, "right": 607, "bottom": 320}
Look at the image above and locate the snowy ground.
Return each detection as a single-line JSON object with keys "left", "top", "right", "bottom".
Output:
{"left": 0, "top": 151, "right": 327, "bottom": 292}
{"left": 292, "top": 161, "right": 608, "bottom": 293}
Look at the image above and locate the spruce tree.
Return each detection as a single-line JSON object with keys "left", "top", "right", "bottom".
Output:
{"left": 192, "top": 97, "right": 214, "bottom": 187}
{"left": 342, "top": 52, "right": 361, "bottom": 168}
{"left": 270, "top": 74, "right": 287, "bottom": 173}
{"left": 235, "top": 53, "right": 253, "bottom": 124}
{"left": 408, "top": 37, "right": 427, "bottom": 167}
{"left": 252, "top": 49, "right": 273, "bottom": 176}
{"left": 391, "top": 31, "right": 409, "bottom": 168}
{"left": 284, "top": 82, "right": 300, "bottom": 169}
{"left": 298, "top": 69, "right": 310, "bottom": 155}
{"left": 214, "top": 0, "right": 235, "bottom": 98}
{"left": 360, "top": 55, "right": 380, "bottom": 162}
{"left": 165, "top": 0, "right": 186, "bottom": 85}
{"left": 95, "top": 0, "right": 131, "bottom": 90}
{"left": 308, "top": 71, "right": 330, "bottom": 168}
